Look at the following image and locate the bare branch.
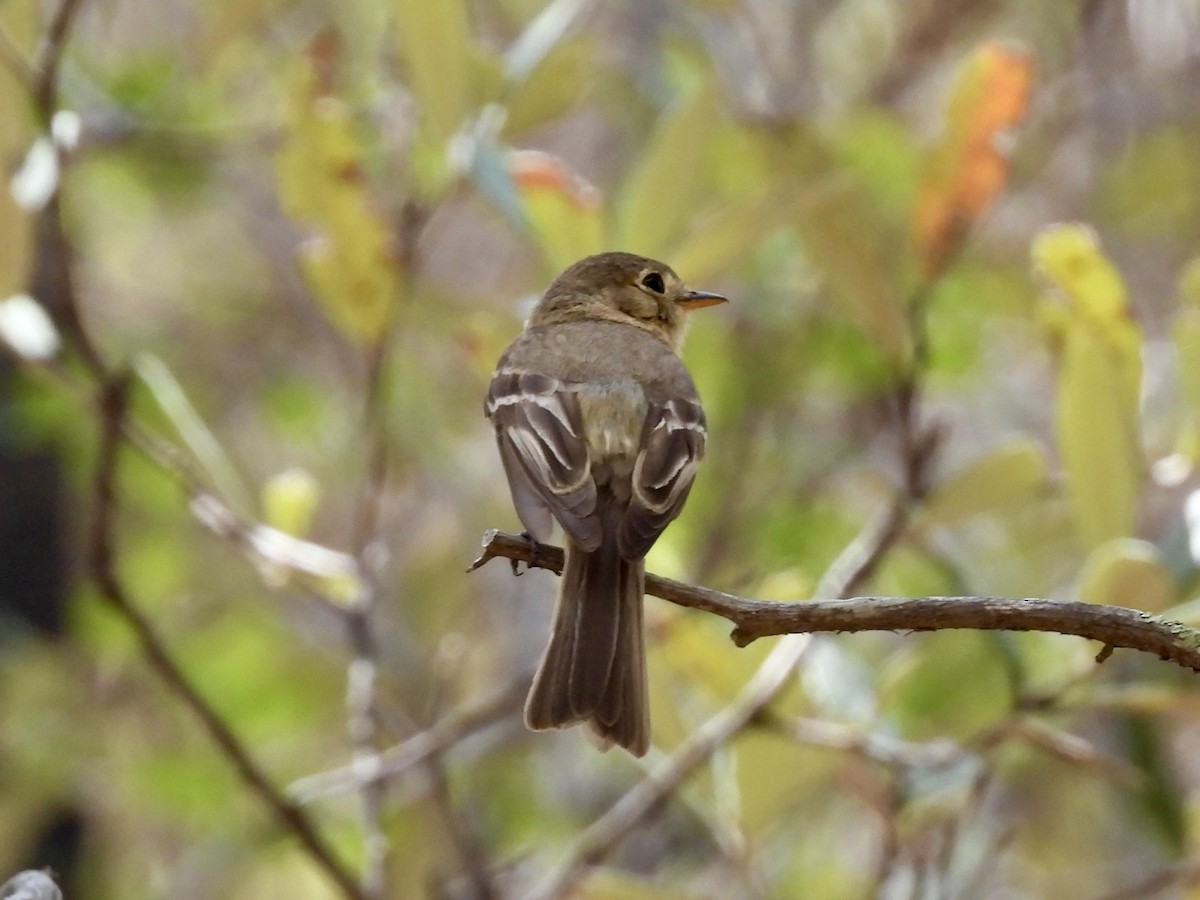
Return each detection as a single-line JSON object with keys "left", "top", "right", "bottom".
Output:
{"left": 339, "top": 199, "right": 432, "bottom": 898}
{"left": 470, "top": 530, "right": 1200, "bottom": 673}
{"left": 9, "top": 4, "right": 368, "bottom": 894}
{"left": 288, "top": 684, "right": 525, "bottom": 802}
{"left": 528, "top": 636, "right": 815, "bottom": 900}
{"left": 770, "top": 713, "right": 962, "bottom": 770}
{"left": 32, "top": 0, "right": 85, "bottom": 116}
{"left": 524, "top": 488, "right": 917, "bottom": 899}
{"left": 88, "top": 377, "right": 364, "bottom": 900}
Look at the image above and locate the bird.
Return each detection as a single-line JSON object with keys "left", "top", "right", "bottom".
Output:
{"left": 485, "top": 251, "right": 726, "bottom": 756}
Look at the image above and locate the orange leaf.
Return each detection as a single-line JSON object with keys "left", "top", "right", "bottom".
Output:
{"left": 509, "top": 150, "right": 604, "bottom": 272}
{"left": 509, "top": 150, "right": 601, "bottom": 211}
{"left": 912, "top": 42, "right": 1034, "bottom": 280}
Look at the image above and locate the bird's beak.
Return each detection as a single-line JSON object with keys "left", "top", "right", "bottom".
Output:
{"left": 677, "top": 289, "right": 728, "bottom": 310}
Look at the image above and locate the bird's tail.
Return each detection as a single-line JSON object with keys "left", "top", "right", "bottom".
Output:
{"left": 524, "top": 537, "right": 649, "bottom": 756}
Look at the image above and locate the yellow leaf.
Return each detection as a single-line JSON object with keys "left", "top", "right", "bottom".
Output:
{"left": 924, "top": 438, "right": 1047, "bottom": 524}
{"left": 1174, "top": 308, "right": 1200, "bottom": 413}
{"left": 1078, "top": 538, "right": 1174, "bottom": 612}
{"left": 911, "top": 42, "right": 1033, "bottom": 280}
{"left": 261, "top": 468, "right": 321, "bottom": 538}
{"left": 1035, "top": 223, "right": 1141, "bottom": 411}
{"left": 509, "top": 150, "right": 604, "bottom": 274}
{"left": 1056, "top": 325, "right": 1142, "bottom": 549}
{"left": 1034, "top": 225, "right": 1143, "bottom": 547}
{"left": 1032, "top": 223, "right": 1127, "bottom": 321}
{"left": 615, "top": 86, "right": 716, "bottom": 258}
{"left": 1036, "top": 225, "right": 1137, "bottom": 393}
{"left": 1036, "top": 297, "right": 1071, "bottom": 354}
{"left": 275, "top": 33, "right": 400, "bottom": 343}
{"left": 1181, "top": 256, "right": 1200, "bottom": 309}
{"left": 395, "top": 0, "right": 473, "bottom": 144}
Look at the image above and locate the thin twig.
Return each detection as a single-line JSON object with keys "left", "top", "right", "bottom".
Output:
{"left": 17, "top": 2, "right": 364, "bottom": 894}
{"left": 289, "top": 683, "right": 525, "bottom": 802}
{"left": 23, "top": 1, "right": 108, "bottom": 377}
{"left": 342, "top": 320, "right": 400, "bottom": 900}
{"left": 344, "top": 641, "right": 386, "bottom": 900}
{"left": 527, "top": 635, "right": 815, "bottom": 900}
{"left": 525, "top": 487, "right": 916, "bottom": 899}
{"left": 87, "top": 376, "right": 364, "bottom": 900}
{"left": 342, "top": 200, "right": 432, "bottom": 896}
{"left": 32, "top": 0, "right": 85, "bottom": 117}
{"left": 426, "top": 755, "right": 502, "bottom": 900}
{"left": 767, "top": 713, "right": 963, "bottom": 770}
{"left": 469, "top": 531, "right": 1200, "bottom": 673}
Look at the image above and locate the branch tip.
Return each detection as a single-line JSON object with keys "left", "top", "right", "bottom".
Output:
{"left": 730, "top": 628, "right": 755, "bottom": 647}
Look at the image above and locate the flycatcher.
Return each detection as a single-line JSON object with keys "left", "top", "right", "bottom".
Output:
{"left": 486, "top": 251, "right": 725, "bottom": 756}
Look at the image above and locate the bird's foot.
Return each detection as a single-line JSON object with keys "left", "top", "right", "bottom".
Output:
{"left": 511, "top": 531, "right": 540, "bottom": 576}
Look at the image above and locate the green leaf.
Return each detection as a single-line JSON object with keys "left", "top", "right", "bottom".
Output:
{"left": 795, "top": 177, "right": 910, "bottom": 366}
{"left": 883, "top": 632, "right": 1013, "bottom": 741}
{"left": 828, "top": 109, "right": 921, "bottom": 225}
{"left": 670, "top": 182, "right": 806, "bottom": 284}
{"left": 615, "top": 86, "right": 717, "bottom": 258}
{"left": 925, "top": 438, "right": 1047, "bottom": 525}
{"left": 1098, "top": 125, "right": 1200, "bottom": 237}
{"left": 1078, "top": 538, "right": 1175, "bottom": 612}
{"left": 501, "top": 37, "right": 594, "bottom": 135}
{"left": 395, "top": 0, "right": 473, "bottom": 144}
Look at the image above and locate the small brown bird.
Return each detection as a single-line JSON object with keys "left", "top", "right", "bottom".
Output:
{"left": 485, "top": 251, "right": 726, "bottom": 756}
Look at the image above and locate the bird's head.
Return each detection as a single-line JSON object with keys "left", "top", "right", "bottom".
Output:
{"left": 530, "top": 252, "right": 727, "bottom": 350}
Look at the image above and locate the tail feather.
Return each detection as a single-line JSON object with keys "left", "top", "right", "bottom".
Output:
{"left": 591, "top": 559, "right": 647, "bottom": 753}
{"left": 567, "top": 537, "right": 621, "bottom": 717}
{"left": 525, "top": 595, "right": 574, "bottom": 728}
{"left": 524, "top": 540, "right": 650, "bottom": 757}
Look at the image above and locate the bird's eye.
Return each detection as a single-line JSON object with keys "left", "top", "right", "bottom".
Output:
{"left": 641, "top": 272, "right": 666, "bottom": 294}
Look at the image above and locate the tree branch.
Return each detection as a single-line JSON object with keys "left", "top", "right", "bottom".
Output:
{"left": 9, "top": 2, "right": 368, "bottom": 894}
{"left": 88, "top": 377, "right": 365, "bottom": 900}
{"left": 469, "top": 530, "right": 1200, "bottom": 673}
{"left": 33, "top": 0, "right": 85, "bottom": 117}
{"left": 339, "top": 200, "right": 432, "bottom": 898}
{"left": 518, "top": 486, "right": 918, "bottom": 899}
{"left": 288, "top": 682, "right": 525, "bottom": 803}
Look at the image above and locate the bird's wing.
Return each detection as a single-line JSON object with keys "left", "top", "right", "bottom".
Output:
{"left": 486, "top": 370, "right": 601, "bottom": 550}
{"left": 620, "top": 397, "right": 706, "bottom": 559}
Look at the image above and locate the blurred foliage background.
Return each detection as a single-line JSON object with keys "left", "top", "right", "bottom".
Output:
{"left": 2, "top": 0, "right": 1200, "bottom": 897}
